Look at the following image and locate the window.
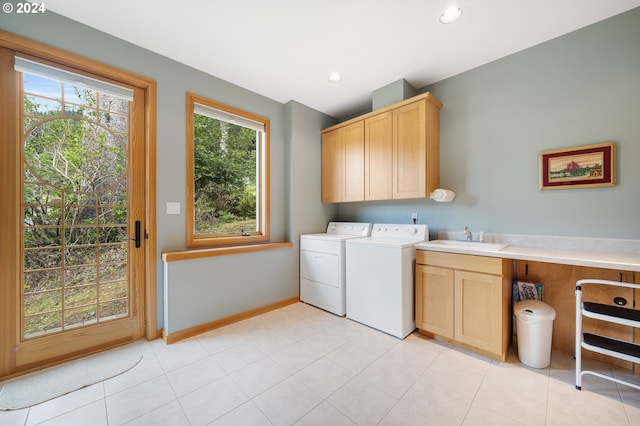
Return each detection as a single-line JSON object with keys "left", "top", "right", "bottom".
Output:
{"left": 186, "top": 93, "right": 270, "bottom": 247}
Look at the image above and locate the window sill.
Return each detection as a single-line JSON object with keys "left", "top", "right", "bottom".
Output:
{"left": 161, "top": 241, "right": 293, "bottom": 262}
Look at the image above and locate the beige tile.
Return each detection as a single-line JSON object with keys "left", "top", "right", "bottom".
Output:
{"left": 546, "top": 374, "right": 628, "bottom": 426}
{"left": 463, "top": 402, "right": 526, "bottom": 425}
{"left": 473, "top": 365, "right": 549, "bottom": 426}
{"left": 295, "top": 401, "right": 356, "bottom": 426}
{"left": 227, "top": 316, "right": 275, "bottom": 340}
{"left": 269, "top": 339, "right": 324, "bottom": 374}
{"left": 350, "top": 325, "right": 400, "bottom": 356}
{"left": 165, "top": 355, "right": 226, "bottom": 397}
{"left": 252, "top": 329, "right": 297, "bottom": 355}
{"left": 103, "top": 353, "right": 164, "bottom": 396}
{"left": 293, "top": 357, "right": 354, "bottom": 398}
{"left": 381, "top": 333, "right": 443, "bottom": 372}
{"left": 230, "top": 356, "right": 289, "bottom": 398}
{"left": 210, "top": 401, "right": 272, "bottom": 426}
{"left": 276, "top": 320, "right": 322, "bottom": 343}
{"left": 440, "top": 345, "right": 494, "bottom": 375}
{"left": 253, "top": 376, "right": 322, "bottom": 425}
{"left": 13, "top": 305, "right": 640, "bottom": 426}
{"left": 327, "top": 376, "right": 397, "bottom": 425}
{"left": 0, "top": 407, "right": 28, "bottom": 426}
{"left": 105, "top": 375, "right": 176, "bottom": 425}
{"left": 325, "top": 341, "right": 378, "bottom": 374}
{"left": 358, "top": 356, "right": 422, "bottom": 399}
{"left": 123, "top": 400, "right": 189, "bottom": 426}
{"left": 36, "top": 400, "right": 107, "bottom": 426}
{"left": 298, "top": 329, "right": 350, "bottom": 356}
{"left": 27, "top": 383, "right": 104, "bottom": 426}
{"left": 379, "top": 400, "right": 440, "bottom": 426}
{"left": 179, "top": 375, "right": 248, "bottom": 426}
{"left": 422, "top": 352, "right": 488, "bottom": 400}
{"left": 213, "top": 341, "right": 266, "bottom": 373}
{"left": 613, "top": 366, "right": 640, "bottom": 391}
{"left": 401, "top": 375, "right": 473, "bottom": 425}
{"left": 197, "top": 327, "right": 248, "bottom": 355}
{"left": 299, "top": 308, "right": 348, "bottom": 330}
{"left": 129, "top": 339, "right": 157, "bottom": 358}
{"left": 154, "top": 339, "right": 210, "bottom": 373}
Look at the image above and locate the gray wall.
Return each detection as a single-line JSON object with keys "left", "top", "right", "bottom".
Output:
{"left": 338, "top": 8, "right": 640, "bottom": 240}
{"left": 2, "top": 7, "right": 639, "bottom": 334}
{"left": 0, "top": 10, "right": 332, "bottom": 332}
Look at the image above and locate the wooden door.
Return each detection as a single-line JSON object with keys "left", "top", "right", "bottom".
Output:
{"left": 342, "top": 121, "right": 364, "bottom": 202}
{"left": 455, "top": 270, "right": 502, "bottom": 354}
{"left": 364, "top": 111, "right": 392, "bottom": 200}
{"left": 321, "top": 128, "right": 342, "bottom": 203}
{"left": 392, "top": 99, "right": 426, "bottom": 199}
{"left": 416, "top": 264, "right": 454, "bottom": 338}
{"left": 0, "top": 48, "right": 146, "bottom": 375}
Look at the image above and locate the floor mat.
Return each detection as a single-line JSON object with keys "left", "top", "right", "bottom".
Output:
{"left": 0, "top": 345, "right": 142, "bottom": 410}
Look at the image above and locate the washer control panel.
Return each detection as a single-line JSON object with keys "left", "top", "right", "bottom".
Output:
{"left": 370, "top": 224, "right": 428, "bottom": 240}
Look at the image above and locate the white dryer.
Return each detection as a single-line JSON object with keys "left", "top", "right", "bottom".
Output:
{"left": 345, "top": 223, "right": 428, "bottom": 338}
{"left": 300, "top": 222, "right": 372, "bottom": 315}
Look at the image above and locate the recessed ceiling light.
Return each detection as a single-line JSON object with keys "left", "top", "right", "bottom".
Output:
{"left": 440, "top": 5, "right": 463, "bottom": 24}
{"left": 328, "top": 72, "right": 342, "bottom": 83}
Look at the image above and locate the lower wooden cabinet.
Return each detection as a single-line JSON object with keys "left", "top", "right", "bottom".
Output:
{"left": 416, "top": 251, "right": 513, "bottom": 361}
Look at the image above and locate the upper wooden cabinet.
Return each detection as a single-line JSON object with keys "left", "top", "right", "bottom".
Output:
{"left": 322, "top": 92, "right": 441, "bottom": 203}
{"left": 321, "top": 121, "right": 364, "bottom": 203}
{"left": 393, "top": 98, "right": 440, "bottom": 199}
{"left": 364, "top": 111, "right": 393, "bottom": 201}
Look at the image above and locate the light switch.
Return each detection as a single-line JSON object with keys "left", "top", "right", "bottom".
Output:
{"left": 166, "top": 202, "right": 181, "bottom": 215}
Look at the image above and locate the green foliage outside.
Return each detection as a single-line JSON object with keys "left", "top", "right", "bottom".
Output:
{"left": 22, "top": 81, "right": 130, "bottom": 338}
{"left": 193, "top": 114, "right": 258, "bottom": 235}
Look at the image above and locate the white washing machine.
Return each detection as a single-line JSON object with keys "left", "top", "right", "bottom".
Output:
{"left": 300, "top": 222, "right": 372, "bottom": 315}
{"left": 345, "top": 223, "right": 429, "bottom": 338}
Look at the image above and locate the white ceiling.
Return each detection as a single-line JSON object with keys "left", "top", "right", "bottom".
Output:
{"left": 47, "top": 0, "right": 640, "bottom": 119}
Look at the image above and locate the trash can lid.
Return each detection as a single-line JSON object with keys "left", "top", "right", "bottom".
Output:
{"left": 514, "top": 300, "right": 556, "bottom": 321}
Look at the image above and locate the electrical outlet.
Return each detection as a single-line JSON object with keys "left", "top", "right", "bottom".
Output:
{"left": 411, "top": 212, "right": 418, "bottom": 223}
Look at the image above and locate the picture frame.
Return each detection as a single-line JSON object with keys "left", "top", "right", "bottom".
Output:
{"left": 539, "top": 142, "right": 615, "bottom": 190}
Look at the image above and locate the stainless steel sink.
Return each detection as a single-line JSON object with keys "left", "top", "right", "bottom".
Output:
{"left": 420, "top": 240, "right": 508, "bottom": 251}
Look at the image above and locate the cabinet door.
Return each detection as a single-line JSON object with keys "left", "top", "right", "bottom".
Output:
{"left": 393, "top": 100, "right": 426, "bottom": 199}
{"left": 364, "top": 111, "right": 393, "bottom": 200}
{"left": 416, "top": 264, "right": 454, "bottom": 338}
{"left": 455, "top": 270, "right": 502, "bottom": 354}
{"left": 342, "top": 121, "right": 365, "bottom": 202}
{"left": 321, "top": 128, "right": 342, "bottom": 203}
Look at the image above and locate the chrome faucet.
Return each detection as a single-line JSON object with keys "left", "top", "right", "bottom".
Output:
{"left": 463, "top": 226, "right": 472, "bottom": 241}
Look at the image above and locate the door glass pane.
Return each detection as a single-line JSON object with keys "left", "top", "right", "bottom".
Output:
{"left": 22, "top": 69, "right": 131, "bottom": 339}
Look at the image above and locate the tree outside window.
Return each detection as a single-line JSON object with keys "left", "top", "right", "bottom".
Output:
{"left": 186, "top": 94, "right": 270, "bottom": 247}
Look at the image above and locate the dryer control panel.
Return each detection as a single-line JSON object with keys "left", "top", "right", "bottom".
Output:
{"left": 326, "top": 222, "right": 372, "bottom": 236}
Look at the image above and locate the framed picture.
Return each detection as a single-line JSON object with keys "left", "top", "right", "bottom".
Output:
{"left": 539, "top": 142, "right": 615, "bottom": 190}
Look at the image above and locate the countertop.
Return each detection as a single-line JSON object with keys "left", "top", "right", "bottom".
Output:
{"left": 415, "top": 232, "right": 640, "bottom": 272}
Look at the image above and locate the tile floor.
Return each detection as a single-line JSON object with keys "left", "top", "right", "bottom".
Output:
{"left": 2, "top": 302, "right": 639, "bottom": 425}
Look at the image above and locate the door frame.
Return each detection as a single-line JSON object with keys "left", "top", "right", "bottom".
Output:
{"left": 0, "top": 30, "right": 157, "bottom": 379}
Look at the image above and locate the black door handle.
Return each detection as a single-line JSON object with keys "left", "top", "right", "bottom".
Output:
{"left": 134, "top": 220, "right": 141, "bottom": 248}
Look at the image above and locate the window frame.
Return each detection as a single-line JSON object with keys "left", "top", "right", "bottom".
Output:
{"left": 186, "top": 92, "right": 270, "bottom": 248}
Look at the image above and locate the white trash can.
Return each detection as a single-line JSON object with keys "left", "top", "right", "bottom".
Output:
{"left": 514, "top": 300, "right": 556, "bottom": 368}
